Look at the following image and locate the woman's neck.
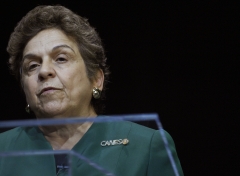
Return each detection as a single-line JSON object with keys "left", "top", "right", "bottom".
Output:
{"left": 39, "top": 115, "right": 96, "bottom": 150}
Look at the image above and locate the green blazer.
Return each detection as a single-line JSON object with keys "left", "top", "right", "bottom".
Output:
{"left": 0, "top": 121, "right": 183, "bottom": 176}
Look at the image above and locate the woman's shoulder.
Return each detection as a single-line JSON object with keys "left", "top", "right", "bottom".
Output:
{"left": 0, "top": 126, "right": 36, "bottom": 136}
{"left": 113, "top": 120, "right": 169, "bottom": 134}
{"left": 124, "top": 121, "right": 174, "bottom": 145}
{"left": 0, "top": 127, "right": 37, "bottom": 150}
{"left": 96, "top": 120, "right": 171, "bottom": 144}
{"left": 0, "top": 127, "right": 24, "bottom": 139}
{"left": 93, "top": 120, "right": 183, "bottom": 175}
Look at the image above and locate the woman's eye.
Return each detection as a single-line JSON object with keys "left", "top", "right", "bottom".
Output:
{"left": 28, "top": 63, "right": 39, "bottom": 71}
{"left": 56, "top": 57, "right": 67, "bottom": 63}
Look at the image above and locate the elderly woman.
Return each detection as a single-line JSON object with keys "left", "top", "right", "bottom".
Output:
{"left": 0, "top": 5, "right": 183, "bottom": 176}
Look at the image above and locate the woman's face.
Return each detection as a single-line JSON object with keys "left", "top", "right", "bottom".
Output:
{"left": 21, "top": 28, "right": 99, "bottom": 118}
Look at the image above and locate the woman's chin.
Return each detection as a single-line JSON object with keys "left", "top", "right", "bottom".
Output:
{"left": 34, "top": 105, "right": 68, "bottom": 118}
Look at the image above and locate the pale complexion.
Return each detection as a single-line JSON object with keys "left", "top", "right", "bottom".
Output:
{"left": 21, "top": 28, "right": 104, "bottom": 150}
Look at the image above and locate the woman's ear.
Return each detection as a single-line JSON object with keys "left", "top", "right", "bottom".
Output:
{"left": 94, "top": 69, "right": 104, "bottom": 90}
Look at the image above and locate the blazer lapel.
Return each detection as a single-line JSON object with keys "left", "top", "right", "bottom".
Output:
{"left": 72, "top": 121, "right": 132, "bottom": 175}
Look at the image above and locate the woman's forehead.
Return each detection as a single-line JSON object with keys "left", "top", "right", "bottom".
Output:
{"left": 23, "top": 28, "right": 78, "bottom": 56}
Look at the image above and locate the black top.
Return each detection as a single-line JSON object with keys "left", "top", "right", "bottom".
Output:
{"left": 54, "top": 154, "right": 69, "bottom": 173}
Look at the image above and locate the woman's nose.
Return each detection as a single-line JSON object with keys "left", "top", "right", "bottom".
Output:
{"left": 38, "top": 59, "right": 56, "bottom": 81}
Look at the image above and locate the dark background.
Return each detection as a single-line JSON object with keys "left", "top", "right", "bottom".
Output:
{"left": 0, "top": 1, "right": 239, "bottom": 175}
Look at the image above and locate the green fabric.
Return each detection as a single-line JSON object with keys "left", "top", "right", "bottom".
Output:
{"left": 0, "top": 121, "right": 183, "bottom": 176}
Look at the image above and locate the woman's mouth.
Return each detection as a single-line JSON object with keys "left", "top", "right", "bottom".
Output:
{"left": 38, "top": 87, "right": 61, "bottom": 96}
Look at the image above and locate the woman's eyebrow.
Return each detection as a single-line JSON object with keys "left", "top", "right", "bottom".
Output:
{"left": 22, "top": 44, "right": 75, "bottom": 61}
{"left": 52, "top": 44, "right": 75, "bottom": 53}
{"left": 22, "top": 53, "right": 38, "bottom": 61}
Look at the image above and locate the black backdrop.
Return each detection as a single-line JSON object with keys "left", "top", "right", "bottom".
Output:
{"left": 0, "top": 1, "right": 239, "bottom": 175}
